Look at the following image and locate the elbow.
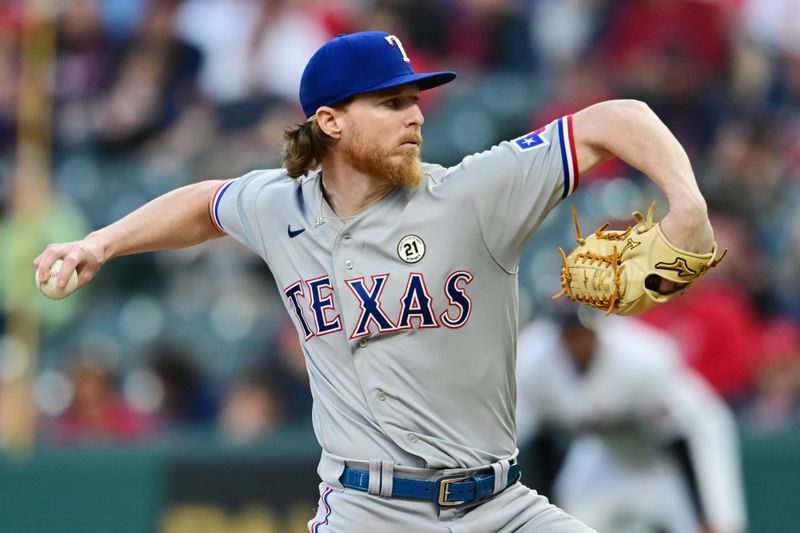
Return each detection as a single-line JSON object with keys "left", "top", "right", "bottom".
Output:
{"left": 603, "top": 99, "right": 654, "bottom": 121}
{"left": 574, "top": 99, "right": 655, "bottom": 142}
{"left": 616, "top": 98, "right": 651, "bottom": 112}
{"left": 571, "top": 99, "right": 660, "bottom": 172}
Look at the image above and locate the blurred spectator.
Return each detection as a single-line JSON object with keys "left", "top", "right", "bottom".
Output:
{"left": 174, "top": 0, "right": 262, "bottom": 104}
{"left": 0, "top": 27, "right": 18, "bottom": 151}
{"left": 95, "top": 0, "right": 202, "bottom": 151}
{"left": 45, "top": 348, "right": 154, "bottom": 444}
{"left": 786, "top": 209, "right": 800, "bottom": 318}
{"left": 531, "top": 58, "right": 614, "bottom": 126}
{"left": 741, "top": 318, "right": 800, "bottom": 431}
{"left": 218, "top": 367, "right": 286, "bottom": 444}
{"left": 54, "top": 0, "right": 120, "bottom": 147}
{"left": 601, "top": 0, "right": 731, "bottom": 82}
{"left": 249, "top": 0, "right": 331, "bottom": 103}
{"left": 729, "top": 0, "right": 800, "bottom": 110}
{"left": 517, "top": 309, "right": 747, "bottom": 533}
{"left": 99, "top": 0, "right": 150, "bottom": 43}
{"left": 264, "top": 319, "right": 312, "bottom": 422}
{"left": 528, "top": 0, "right": 601, "bottom": 68}
{"left": 705, "top": 116, "right": 794, "bottom": 232}
{"left": 148, "top": 343, "right": 217, "bottom": 430}
{"left": 174, "top": 0, "right": 330, "bottom": 108}
{"left": 371, "top": 0, "right": 449, "bottom": 57}
{"left": 444, "top": 0, "right": 535, "bottom": 72}
{"left": 740, "top": 0, "right": 800, "bottom": 58}
{"left": 598, "top": 0, "right": 732, "bottom": 154}
{"left": 57, "top": 0, "right": 116, "bottom": 98}
{"left": 703, "top": 115, "right": 798, "bottom": 312}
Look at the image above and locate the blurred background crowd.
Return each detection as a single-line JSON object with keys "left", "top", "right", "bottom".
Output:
{"left": 0, "top": 0, "right": 798, "bottom": 451}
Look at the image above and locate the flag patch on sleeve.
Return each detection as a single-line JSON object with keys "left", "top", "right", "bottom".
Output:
{"left": 512, "top": 126, "right": 548, "bottom": 152}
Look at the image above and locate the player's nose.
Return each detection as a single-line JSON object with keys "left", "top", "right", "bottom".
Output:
{"left": 405, "top": 103, "right": 424, "bottom": 128}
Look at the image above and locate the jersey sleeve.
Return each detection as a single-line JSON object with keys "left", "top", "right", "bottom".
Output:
{"left": 208, "top": 170, "right": 273, "bottom": 257}
{"left": 448, "top": 115, "right": 579, "bottom": 271}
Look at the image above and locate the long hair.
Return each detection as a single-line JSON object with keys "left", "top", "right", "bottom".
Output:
{"left": 282, "top": 117, "right": 336, "bottom": 179}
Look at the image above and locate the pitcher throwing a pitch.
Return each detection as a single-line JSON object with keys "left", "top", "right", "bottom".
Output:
{"left": 35, "top": 32, "right": 721, "bottom": 532}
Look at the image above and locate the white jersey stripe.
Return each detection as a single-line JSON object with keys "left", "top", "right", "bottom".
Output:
{"left": 566, "top": 114, "right": 579, "bottom": 195}
{"left": 557, "top": 116, "right": 578, "bottom": 198}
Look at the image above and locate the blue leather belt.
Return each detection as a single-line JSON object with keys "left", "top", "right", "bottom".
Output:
{"left": 340, "top": 463, "right": 521, "bottom": 506}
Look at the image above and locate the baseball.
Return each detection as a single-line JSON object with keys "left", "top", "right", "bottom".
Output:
{"left": 36, "top": 259, "right": 78, "bottom": 300}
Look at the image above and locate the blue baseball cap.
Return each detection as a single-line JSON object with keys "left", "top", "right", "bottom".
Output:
{"left": 299, "top": 31, "right": 457, "bottom": 118}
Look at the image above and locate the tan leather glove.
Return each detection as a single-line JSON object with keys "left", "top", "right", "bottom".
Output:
{"left": 554, "top": 202, "right": 726, "bottom": 316}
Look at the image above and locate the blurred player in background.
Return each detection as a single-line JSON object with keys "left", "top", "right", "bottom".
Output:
{"left": 516, "top": 308, "right": 747, "bottom": 533}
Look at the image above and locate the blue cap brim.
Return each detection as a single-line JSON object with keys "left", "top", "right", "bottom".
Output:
{"left": 360, "top": 71, "right": 457, "bottom": 95}
{"left": 304, "top": 70, "right": 457, "bottom": 117}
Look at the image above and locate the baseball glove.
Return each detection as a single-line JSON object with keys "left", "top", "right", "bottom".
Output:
{"left": 553, "top": 202, "right": 725, "bottom": 316}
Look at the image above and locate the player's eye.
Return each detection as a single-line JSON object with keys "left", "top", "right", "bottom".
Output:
{"left": 383, "top": 98, "right": 400, "bottom": 109}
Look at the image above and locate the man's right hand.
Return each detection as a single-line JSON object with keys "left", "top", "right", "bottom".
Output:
{"left": 34, "top": 237, "right": 104, "bottom": 292}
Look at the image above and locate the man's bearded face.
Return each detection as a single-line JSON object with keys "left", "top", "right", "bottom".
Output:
{"left": 339, "top": 128, "right": 423, "bottom": 188}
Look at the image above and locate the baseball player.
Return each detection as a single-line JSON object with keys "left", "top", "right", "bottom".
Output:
{"left": 516, "top": 311, "right": 747, "bottom": 533}
{"left": 34, "top": 32, "right": 717, "bottom": 532}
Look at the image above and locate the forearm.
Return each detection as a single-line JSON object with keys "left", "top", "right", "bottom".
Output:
{"left": 87, "top": 180, "right": 226, "bottom": 263}
{"left": 572, "top": 100, "right": 714, "bottom": 252}
{"left": 35, "top": 180, "right": 227, "bottom": 291}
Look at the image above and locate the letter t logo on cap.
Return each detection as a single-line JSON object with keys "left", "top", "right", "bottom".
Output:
{"left": 384, "top": 35, "right": 411, "bottom": 63}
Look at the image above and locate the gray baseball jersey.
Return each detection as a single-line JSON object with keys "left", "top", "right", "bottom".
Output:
{"left": 210, "top": 116, "right": 578, "bottom": 470}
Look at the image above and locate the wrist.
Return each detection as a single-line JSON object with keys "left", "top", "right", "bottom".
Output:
{"left": 661, "top": 197, "right": 715, "bottom": 254}
{"left": 666, "top": 193, "right": 708, "bottom": 223}
{"left": 83, "top": 230, "right": 112, "bottom": 264}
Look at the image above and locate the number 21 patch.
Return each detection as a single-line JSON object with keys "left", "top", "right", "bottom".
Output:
{"left": 397, "top": 235, "right": 426, "bottom": 263}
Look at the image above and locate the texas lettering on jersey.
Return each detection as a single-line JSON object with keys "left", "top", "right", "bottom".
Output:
{"left": 284, "top": 270, "right": 474, "bottom": 341}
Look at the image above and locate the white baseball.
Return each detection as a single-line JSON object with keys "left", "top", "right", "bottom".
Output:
{"left": 36, "top": 259, "right": 79, "bottom": 300}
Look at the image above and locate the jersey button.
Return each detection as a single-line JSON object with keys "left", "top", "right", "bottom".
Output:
{"left": 342, "top": 233, "right": 351, "bottom": 243}
{"left": 358, "top": 338, "right": 369, "bottom": 348}
{"left": 376, "top": 390, "right": 386, "bottom": 401}
{"left": 345, "top": 259, "right": 354, "bottom": 269}
{"left": 407, "top": 433, "right": 418, "bottom": 444}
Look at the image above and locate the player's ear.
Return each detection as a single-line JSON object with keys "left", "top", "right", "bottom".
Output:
{"left": 315, "top": 107, "right": 343, "bottom": 139}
